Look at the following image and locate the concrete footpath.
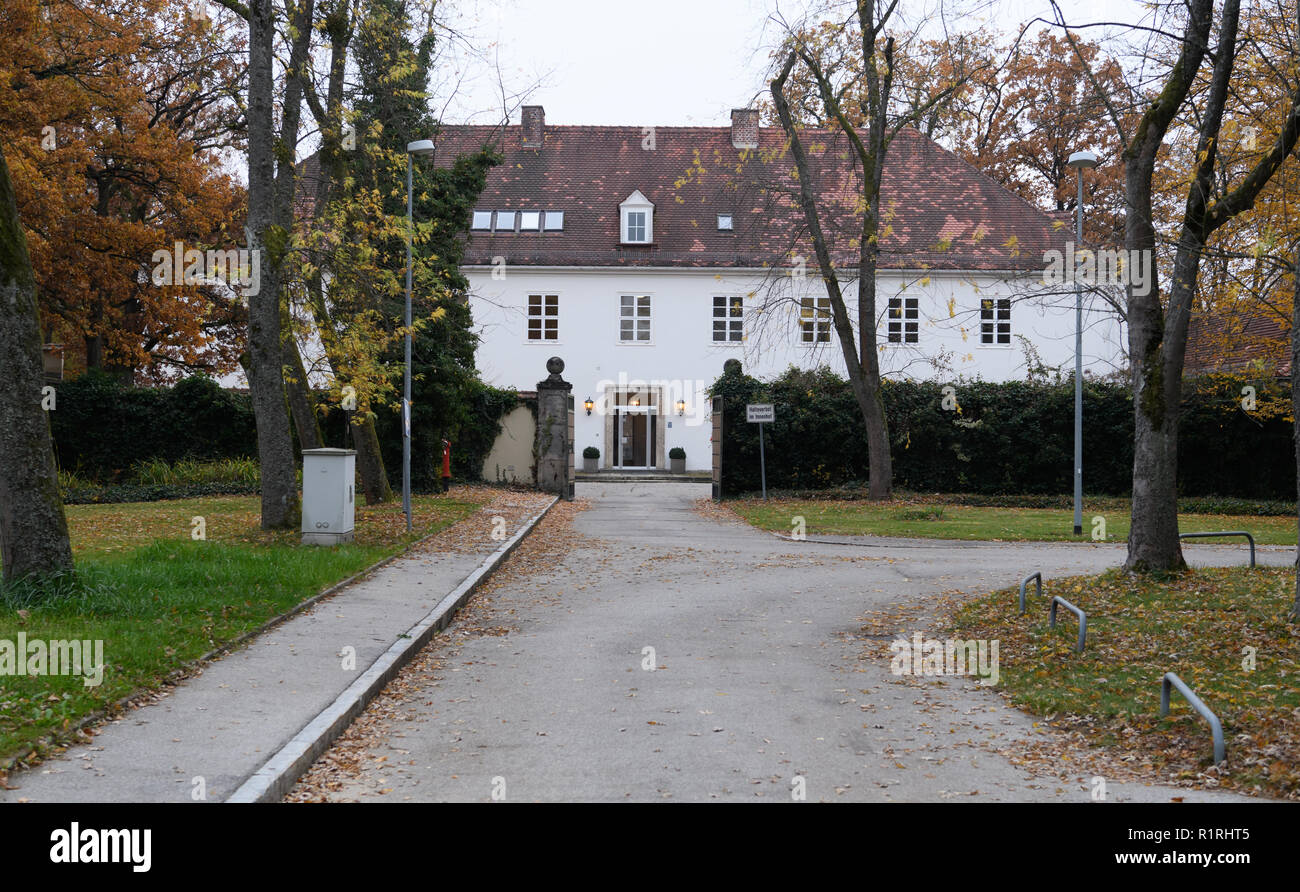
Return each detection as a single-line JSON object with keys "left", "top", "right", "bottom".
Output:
{"left": 0, "top": 490, "right": 555, "bottom": 803}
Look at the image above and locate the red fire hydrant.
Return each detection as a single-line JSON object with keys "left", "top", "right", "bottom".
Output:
{"left": 441, "top": 439, "right": 452, "bottom": 492}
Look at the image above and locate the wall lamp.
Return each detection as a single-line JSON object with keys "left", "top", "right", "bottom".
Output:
{"left": 676, "top": 399, "right": 686, "bottom": 416}
{"left": 584, "top": 397, "right": 594, "bottom": 416}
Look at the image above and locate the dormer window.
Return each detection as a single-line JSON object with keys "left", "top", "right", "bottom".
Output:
{"left": 471, "top": 210, "right": 493, "bottom": 230}
{"left": 619, "top": 190, "right": 654, "bottom": 244}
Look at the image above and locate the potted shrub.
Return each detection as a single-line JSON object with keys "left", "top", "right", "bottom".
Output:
{"left": 669, "top": 446, "right": 686, "bottom": 474}
{"left": 583, "top": 446, "right": 600, "bottom": 472}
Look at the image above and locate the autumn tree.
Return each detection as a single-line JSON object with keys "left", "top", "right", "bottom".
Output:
{"left": 769, "top": 0, "right": 976, "bottom": 499}
{"left": 1, "top": 0, "right": 247, "bottom": 383}
{"left": 1058, "top": 0, "right": 1300, "bottom": 570}
{"left": 309, "top": 0, "right": 497, "bottom": 494}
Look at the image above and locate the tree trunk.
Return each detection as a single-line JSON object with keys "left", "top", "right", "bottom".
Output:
{"left": 1125, "top": 0, "right": 1300, "bottom": 571}
{"left": 1292, "top": 245, "right": 1300, "bottom": 620}
{"left": 0, "top": 143, "right": 74, "bottom": 581}
{"left": 352, "top": 416, "right": 394, "bottom": 505}
{"left": 857, "top": 270, "right": 892, "bottom": 500}
{"left": 283, "top": 328, "right": 322, "bottom": 451}
{"left": 1120, "top": 0, "right": 1215, "bottom": 571}
{"left": 244, "top": 0, "right": 311, "bottom": 530}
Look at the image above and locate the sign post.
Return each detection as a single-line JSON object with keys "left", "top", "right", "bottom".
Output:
{"left": 746, "top": 403, "right": 775, "bottom": 500}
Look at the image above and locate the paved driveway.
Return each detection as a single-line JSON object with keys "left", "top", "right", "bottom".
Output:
{"left": 298, "top": 482, "right": 1280, "bottom": 802}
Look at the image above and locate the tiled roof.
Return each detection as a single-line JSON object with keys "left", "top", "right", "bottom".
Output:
{"left": 296, "top": 115, "right": 1069, "bottom": 272}
{"left": 427, "top": 119, "right": 1067, "bottom": 271}
{"left": 1185, "top": 308, "right": 1292, "bottom": 377}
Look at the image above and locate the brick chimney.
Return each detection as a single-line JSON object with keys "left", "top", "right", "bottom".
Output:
{"left": 730, "top": 108, "right": 759, "bottom": 150}
{"left": 521, "top": 105, "right": 545, "bottom": 149}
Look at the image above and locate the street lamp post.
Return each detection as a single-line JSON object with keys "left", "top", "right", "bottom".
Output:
{"left": 1067, "top": 150, "right": 1098, "bottom": 538}
{"left": 404, "top": 139, "right": 436, "bottom": 533}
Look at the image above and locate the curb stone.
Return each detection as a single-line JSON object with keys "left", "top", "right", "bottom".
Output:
{"left": 225, "top": 495, "right": 560, "bottom": 802}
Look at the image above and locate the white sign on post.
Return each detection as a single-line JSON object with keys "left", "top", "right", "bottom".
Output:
{"left": 746, "top": 404, "right": 774, "bottom": 500}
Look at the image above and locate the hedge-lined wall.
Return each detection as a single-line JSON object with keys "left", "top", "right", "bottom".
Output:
{"left": 51, "top": 371, "right": 519, "bottom": 489}
{"left": 712, "top": 365, "right": 1295, "bottom": 498}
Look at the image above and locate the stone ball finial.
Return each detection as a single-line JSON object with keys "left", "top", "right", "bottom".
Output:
{"left": 723, "top": 358, "right": 742, "bottom": 376}
{"left": 546, "top": 356, "right": 565, "bottom": 375}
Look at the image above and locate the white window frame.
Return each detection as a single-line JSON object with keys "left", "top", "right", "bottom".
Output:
{"left": 525, "top": 293, "right": 560, "bottom": 343}
{"left": 471, "top": 210, "right": 493, "bottom": 230}
{"left": 619, "top": 190, "right": 654, "bottom": 244}
{"left": 886, "top": 295, "right": 919, "bottom": 344}
{"left": 711, "top": 294, "right": 744, "bottom": 344}
{"left": 519, "top": 211, "right": 541, "bottom": 231}
{"left": 799, "top": 296, "right": 832, "bottom": 345}
{"left": 495, "top": 210, "right": 517, "bottom": 232}
{"left": 543, "top": 210, "right": 564, "bottom": 230}
{"left": 617, "top": 293, "right": 653, "bottom": 344}
{"left": 717, "top": 213, "right": 734, "bottom": 231}
{"left": 979, "top": 297, "right": 1012, "bottom": 346}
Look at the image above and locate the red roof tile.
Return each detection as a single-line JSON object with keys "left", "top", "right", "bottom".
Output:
{"left": 1186, "top": 308, "right": 1292, "bottom": 377}
{"left": 298, "top": 117, "right": 1068, "bottom": 271}
{"left": 430, "top": 119, "right": 1067, "bottom": 271}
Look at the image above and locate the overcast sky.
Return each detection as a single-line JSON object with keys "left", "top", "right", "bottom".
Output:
{"left": 434, "top": 0, "right": 1148, "bottom": 127}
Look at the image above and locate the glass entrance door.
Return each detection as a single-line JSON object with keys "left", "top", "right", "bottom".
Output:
{"left": 612, "top": 389, "right": 658, "bottom": 469}
{"left": 619, "top": 412, "right": 648, "bottom": 467}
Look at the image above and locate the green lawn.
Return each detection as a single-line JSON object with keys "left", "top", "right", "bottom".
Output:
{"left": 0, "top": 490, "right": 484, "bottom": 769}
{"left": 729, "top": 498, "right": 1298, "bottom": 545}
{"left": 943, "top": 567, "right": 1300, "bottom": 799}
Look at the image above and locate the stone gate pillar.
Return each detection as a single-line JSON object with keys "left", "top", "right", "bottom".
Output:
{"left": 536, "top": 356, "right": 574, "bottom": 500}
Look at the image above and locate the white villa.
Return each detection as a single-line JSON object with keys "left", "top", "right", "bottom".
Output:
{"left": 438, "top": 107, "right": 1125, "bottom": 472}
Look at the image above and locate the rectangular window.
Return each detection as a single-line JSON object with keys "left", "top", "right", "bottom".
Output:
{"left": 543, "top": 211, "right": 564, "bottom": 230}
{"left": 619, "top": 294, "right": 651, "bottom": 342}
{"left": 712, "top": 296, "right": 743, "bottom": 342}
{"left": 519, "top": 211, "right": 541, "bottom": 231}
{"left": 471, "top": 210, "right": 493, "bottom": 230}
{"left": 717, "top": 214, "right": 733, "bottom": 231}
{"left": 625, "top": 210, "right": 647, "bottom": 243}
{"left": 527, "top": 294, "right": 558, "bottom": 341}
{"left": 887, "top": 296, "right": 919, "bottom": 343}
{"left": 496, "top": 210, "right": 517, "bottom": 232}
{"left": 980, "top": 298, "right": 1011, "bottom": 345}
{"left": 800, "top": 296, "right": 831, "bottom": 343}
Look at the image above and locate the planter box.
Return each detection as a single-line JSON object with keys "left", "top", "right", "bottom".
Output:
{"left": 670, "top": 457, "right": 686, "bottom": 474}
{"left": 583, "top": 456, "right": 599, "bottom": 472}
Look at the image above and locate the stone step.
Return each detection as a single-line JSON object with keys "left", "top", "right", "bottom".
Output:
{"left": 575, "top": 471, "right": 710, "bottom": 483}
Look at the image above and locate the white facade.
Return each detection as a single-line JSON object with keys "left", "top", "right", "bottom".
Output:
{"left": 467, "top": 265, "right": 1126, "bottom": 472}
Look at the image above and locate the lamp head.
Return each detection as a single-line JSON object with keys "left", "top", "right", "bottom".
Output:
{"left": 1067, "top": 150, "right": 1098, "bottom": 170}
{"left": 407, "top": 139, "right": 436, "bottom": 157}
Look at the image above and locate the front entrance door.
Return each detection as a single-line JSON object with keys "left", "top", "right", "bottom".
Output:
{"left": 619, "top": 412, "right": 647, "bottom": 467}
{"left": 614, "top": 408, "right": 656, "bottom": 468}
{"left": 610, "top": 388, "right": 659, "bottom": 469}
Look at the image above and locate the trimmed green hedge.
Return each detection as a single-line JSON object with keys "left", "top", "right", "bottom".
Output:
{"left": 50, "top": 373, "right": 258, "bottom": 483}
{"left": 712, "top": 365, "right": 1295, "bottom": 499}
{"left": 51, "top": 371, "right": 520, "bottom": 490}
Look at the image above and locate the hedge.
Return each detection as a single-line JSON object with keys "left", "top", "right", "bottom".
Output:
{"left": 50, "top": 372, "right": 258, "bottom": 483}
{"left": 711, "top": 364, "right": 1295, "bottom": 499}
{"left": 51, "top": 371, "right": 520, "bottom": 490}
